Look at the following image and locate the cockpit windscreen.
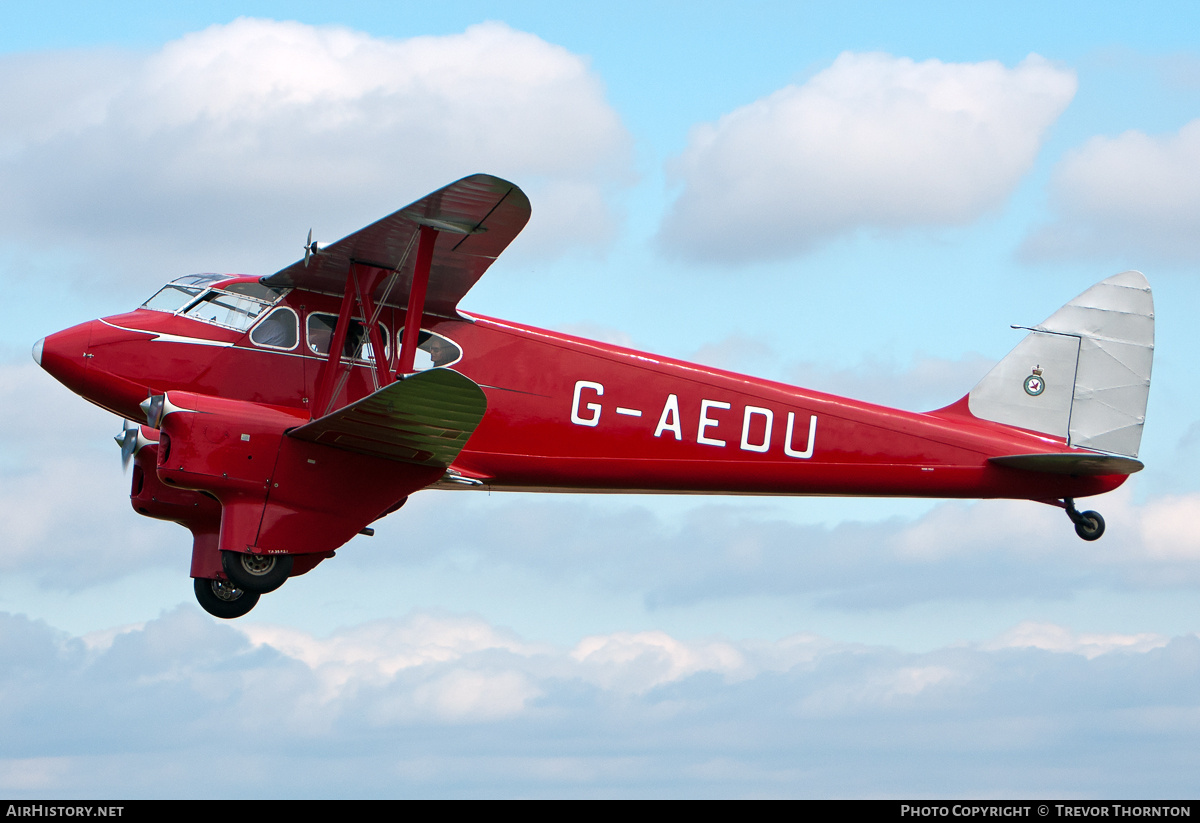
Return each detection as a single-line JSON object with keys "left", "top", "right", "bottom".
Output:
{"left": 140, "top": 274, "right": 283, "bottom": 332}
{"left": 182, "top": 292, "right": 273, "bottom": 331}
{"left": 142, "top": 284, "right": 204, "bottom": 313}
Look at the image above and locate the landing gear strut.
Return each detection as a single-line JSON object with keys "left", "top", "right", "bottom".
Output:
{"left": 1064, "top": 498, "right": 1105, "bottom": 541}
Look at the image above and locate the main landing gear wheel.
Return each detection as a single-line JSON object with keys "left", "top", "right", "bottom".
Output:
{"left": 222, "top": 550, "right": 294, "bottom": 594}
{"left": 1064, "top": 498, "right": 1106, "bottom": 542}
{"left": 194, "top": 578, "right": 260, "bottom": 619}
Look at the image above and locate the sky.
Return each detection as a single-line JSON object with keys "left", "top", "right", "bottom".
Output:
{"left": 2, "top": 0, "right": 1200, "bottom": 799}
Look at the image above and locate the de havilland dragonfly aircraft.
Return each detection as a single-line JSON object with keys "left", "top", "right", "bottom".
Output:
{"left": 34, "top": 175, "right": 1154, "bottom": 618}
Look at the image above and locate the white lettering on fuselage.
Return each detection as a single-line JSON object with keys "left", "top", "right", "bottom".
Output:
{"left": 655, "top": 393, "right": 682, "bottom": 439}
{"left": 741, "top": 406, "right": 772, "bottom": 453}
{"left": 571, "top": 379, "right": 817, "bottom": 459}
{"left": 784, "top": 411, "right": 817, "bottom": 459}
{"left": 697, "top": 400, "right": 730, "bottom": 446}
{"left": 571, "top": 380, "right": 603, "bottom": 427}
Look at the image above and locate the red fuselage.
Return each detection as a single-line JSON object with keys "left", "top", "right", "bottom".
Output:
{"left": 38, "top": 278, "right": 1125, "bottom": 506}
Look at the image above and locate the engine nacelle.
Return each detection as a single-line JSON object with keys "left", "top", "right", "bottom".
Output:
{"left": 147, "top": 390, "right": 438, "bottom": 561}
{"left": 154, "top": 390, "right": 306, "bottom": 495}
{"left": 150, "top": 391, "right": 304, "bottom": 558}
{"left": 128, "top": 434, "right": 223, "bottom": 578}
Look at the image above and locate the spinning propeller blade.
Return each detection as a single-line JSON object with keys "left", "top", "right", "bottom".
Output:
{"left": 303, "top": 229, "right": 321, "bottom": 267}
{"left": 114, "top": 419, "right": 139, "bottom": 471}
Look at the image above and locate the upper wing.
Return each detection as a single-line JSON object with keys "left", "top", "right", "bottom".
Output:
{"left": 263, "top": 174, "right": 530, "bottom": 319}
{"left": 287, "top": 368, "right": 487, "bottom": 466}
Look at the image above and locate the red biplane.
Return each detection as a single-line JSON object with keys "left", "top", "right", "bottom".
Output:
{"left": 35, "top": 175, "right": 1155, "bottom": 618}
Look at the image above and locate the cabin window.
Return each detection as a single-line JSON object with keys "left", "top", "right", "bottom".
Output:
{"left": 398, "top": 329, "right": 462, "bottom": 370}
{"left": 306, "top": 313, "right": 388, "bottom": 362}
{"left": 250, "top": 307, "right": 299, "bottom": 350}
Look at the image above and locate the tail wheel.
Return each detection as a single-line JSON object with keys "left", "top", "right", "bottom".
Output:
{"left": 222, "top": 550, "right": 294, "bottom": 594}
{"left": 194, "top": 578, "right": 259, "bottom": 619}
{"left": 1064, "top": 498, "right": 1106, "bottom": 541}
{"left": 1074, "top": 511, "right": 1105, "bottom": 541}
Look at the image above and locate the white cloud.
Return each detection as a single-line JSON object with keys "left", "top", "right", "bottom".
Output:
{"left": 570, "top": 630, "right": 745, "bottom": 693}
{"left": 682, "top": 335, "right": 995, "bottom": 412}
{"left": 0, "top": 757, "right": 73, "bottom": 794}
{"left": 0, "top": 19, "right": 633, "bottom": 287}
{"left": 0, "top": 362, "right": 173, "bottom": 585}
{"left": 1022, "top": 119, "right": 1200, "bottom": 264}
{"left": 379, "top": 480, "right": 1200, "bottom": 613}
{"left": 687, "top": 334, "right": 780, "bottom": 377}
{"left": 4, "top": 608, "right": 1199, "bottom": 797}
{"left": 409, "top": 669, "right": 541, "bottom": 722}
{"left": 1138, "top": 493, "right": 1200, "bottom": 561}
{"left": 798, "top": 663, "right": 964, "bottom": 716}
{"left": 985, "top": 621, "right": 1170, "bottom": 658}
{"left": 658, "top": 52, "right": 1076, "bottom": 263}
{"left": 785, "top": 352, "right": 996, "bottom": 412}
{"left": 249, "top": 619, "right": 747, "bottom": 704}
{"left": 241, "top": 613, "right": 537, "bottom": 700}
{"left": 245, "top": 613, "right": 533, "bottom": 673}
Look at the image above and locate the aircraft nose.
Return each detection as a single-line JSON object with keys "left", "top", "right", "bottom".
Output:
{"left": 36, "top": 322, "right": 94, "bottom": 395}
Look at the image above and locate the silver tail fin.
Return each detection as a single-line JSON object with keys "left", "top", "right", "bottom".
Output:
{"left": 966, "top": 271, "right": 1154, "bottom": 457}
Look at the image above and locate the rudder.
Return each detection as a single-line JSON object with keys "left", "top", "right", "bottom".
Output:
{"left": 965, "top": 271, "right": 1154, "bottom": 458}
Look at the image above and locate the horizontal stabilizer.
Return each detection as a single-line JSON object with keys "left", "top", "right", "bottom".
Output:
{"left": 288, "top": 369, "right": 487, "bottom": 466}
{"left": 989, "top": 452, "right": 1144, "bottom": 476}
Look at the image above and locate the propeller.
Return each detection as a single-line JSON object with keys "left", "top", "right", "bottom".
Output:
{"left": 303, "top": 229, "right": 321, "bottom": 267}
{"left": 140, "top": 394, "right": 164, "bottom": 429}
{"left": 115, "top": 419, "right": 160, "bottom": 472}
{"left": 114, "top": 419, "right": 140, "bottom": 471}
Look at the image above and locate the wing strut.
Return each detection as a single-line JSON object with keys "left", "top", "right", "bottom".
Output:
{"left": 312, "top": 264, "right": 396, "bottom": 418}
{"left": 294, "top": 175, "right": 533, "bottom": 419}
{"left": 313, "top": 269, "right": 358, "bottom": 417}
{"left": 311, "top": 227, "right": 441, "bottom": 419}
{"left": 351, "top": 265, "right": 393, "bottom": 387}
{"left": 397, "top": 225, "right": 437, "bottom": 375}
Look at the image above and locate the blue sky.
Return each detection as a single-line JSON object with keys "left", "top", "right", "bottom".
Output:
{"left": 3, "top": 0, "right": 1200, "bottom": 798}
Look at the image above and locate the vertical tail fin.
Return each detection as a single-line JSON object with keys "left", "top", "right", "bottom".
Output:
{"left": 966, "top": 271, "right": 1154, "bottom": 457}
